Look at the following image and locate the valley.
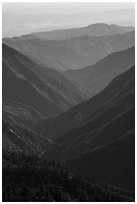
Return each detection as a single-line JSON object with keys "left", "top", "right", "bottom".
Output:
{"left": 2, "top": 19, "right": 135, "bottom": 202}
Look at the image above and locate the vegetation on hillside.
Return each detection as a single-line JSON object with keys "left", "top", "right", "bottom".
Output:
{"left": 3, "top": 152, "right": 134, "bottom": 202}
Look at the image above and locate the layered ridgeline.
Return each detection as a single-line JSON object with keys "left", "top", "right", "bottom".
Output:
{"left": 2, "top": 66, "right": 135, "bottom": 201}
{"left": 36, "top": 66, "right": 135, "bottom": 190}
{"left": 3, "top": 97, "right": 47, "bottom": 129}
{"left": 3, "top": 44, "right": 87, "bottom": 120}
{"left": 3, "top": 24, "right": 134, "bottom": 71}
{"left": 21, "top": 23, "right": 134, "bottom": 40}
{"left": 65, "top": 47, "right": 135, "bottom": 95}
{"left": 2, "top": 22, "right": 135, "bottom": 200}
{"left": 35, "top": 64, "right": 135, "bottom": 140}
{"left": 3, "top": 10, "right": 134, "bottom": 38}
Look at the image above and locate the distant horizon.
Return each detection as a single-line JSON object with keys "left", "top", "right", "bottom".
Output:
{"left": 3, "top": 8, "right": 135, "bottom": 15}
{"left": 3, "top": 2, "right": 135, "bottom": 38}
{"left": 3, "top": 2, "right": 134, "bottom": 13}
{"left": 2, "top": 22, "right": 135, "bottom": 40}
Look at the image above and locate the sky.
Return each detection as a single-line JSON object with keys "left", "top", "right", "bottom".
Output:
{"left": 2, "top": 2, "right": 135, "bottom": 38}
{"left": 3, "top": 2, "right": 135, "bottom": 14}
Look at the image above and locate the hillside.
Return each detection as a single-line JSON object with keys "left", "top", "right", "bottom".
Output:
{"left": 2, "top": 6, "right": 135, "bottom": 203}
{"left": 3, "top": 152, "right": 134, "bottom": 202}
{"left": 65, "top": 47, "right": 135, "bottom": 95}
{"left": 3, "top": 30, "right": 135, "bottom": 71}
{"left": 39, "top": 66, "right": 135, "bottom": 190}
{"left": 3, "top": 44, "right": 86, "bottom": 118}
{"left": 3, "top": 97, "right": 46, "bottom": 129}
{"left": 2, "top": 119, "right": 50, "bottom": 155}
{"left": 66, "top": 129, "right": 135, "bottom": 191}
{"left": 35, "top": 66, "right": 135, "bottom": 140}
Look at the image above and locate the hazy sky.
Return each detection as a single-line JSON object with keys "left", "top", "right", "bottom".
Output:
{"left": 2, "top": 2, "right": 135, "bottom": 38}
{"left": 3, "top": 2, "right": 134, "bottom": 14}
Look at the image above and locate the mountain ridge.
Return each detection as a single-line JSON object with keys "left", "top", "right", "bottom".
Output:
{"left": 3, "top": 43, "right": 87, "bottom": 118}
{"left": 65, "top": 46, "right": 135, "bottom": 95}
{"left": 35, "top": 66, "right": 135, "bottom": 140}
{"left": 3, "top": 30, "right": 135, "bottom": 71}
{"left": 43, "top": 66, "right": 135, "bottom": 190}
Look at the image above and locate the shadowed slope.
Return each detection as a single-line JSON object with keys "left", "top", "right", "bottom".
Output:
{"left": 2, "top": 119, "right": 51, "bottom": 155}
{"left": 3, "top": 44, "right": 86, "bottom": 118}
{"left": 44, "top": 66, "right": 135, "bottom": 190}
{"left": 66, "top": 129, "right": 135, "bottom": 191}
{"left": 3, "top": 97, "right": 47, "bottom": 129}
{"left": 65, "top": 47, "right": 135, "bottom": 95}
{"left": 36, "top": 66, "right": 135, "bottom": 140}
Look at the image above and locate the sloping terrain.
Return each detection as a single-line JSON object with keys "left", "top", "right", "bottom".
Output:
{"left": 40, "top": 66, "right": 135, "bottom": 190}
{"left": 3, "top": 97, "right": 46, "bottom": 129}
{"left": 3, "top": 30, "right": 135, "bottom": 71}
{"left": 2, "top": 12, "right": 135, "bottom": 203}
{"left": 2, "top": 63, "right": 135, "bottom": 202}
{"left": 3, "top": 44, "right": 86, "bottom": 118}
{"left": 3, "top": 152, "right": 134, "bottom": 202}
{"left": 2, "top": 119, "right": 50, "bottom": 155}
{"left": 65, "top": 47, "right": 135, "bottom": 95}
{"left": 46, "top": 94, "right": 134, "bottom": 161}
{"left": 66, "top": 129, "right": 135, "bottom": 191}
{"left": 36, "top": 66, "right": 135, "bottom": 140}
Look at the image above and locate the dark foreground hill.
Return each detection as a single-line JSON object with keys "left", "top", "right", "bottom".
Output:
{"left": 65, "top": 47, "right": 135, "bottom": 95}
{"left": 2, "top": 152, "right": 134, "bottom": 202}
{"left": 40, "top": 66, "right": 135, "bottom": 190}
{"left": 3, "top": 44, "right": 86, "bottom": 118}
{"left": 66, "top": 128, "right": 135, "bottom": 191}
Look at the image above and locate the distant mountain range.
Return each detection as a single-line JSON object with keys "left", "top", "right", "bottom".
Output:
{"left": 3, "top": 24, "right": 135, "bottom": 71}
{"left": 65, "top": 47, "right": 135, "bottom": 95}
{"left": 27, "top": 23, "right": 134, "bottom": 40}
{"left": 3, "top": 9, "right": 135, "bottom": 37}
{"left": 3, "top": 44, "right": 86, "bottom": 119}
